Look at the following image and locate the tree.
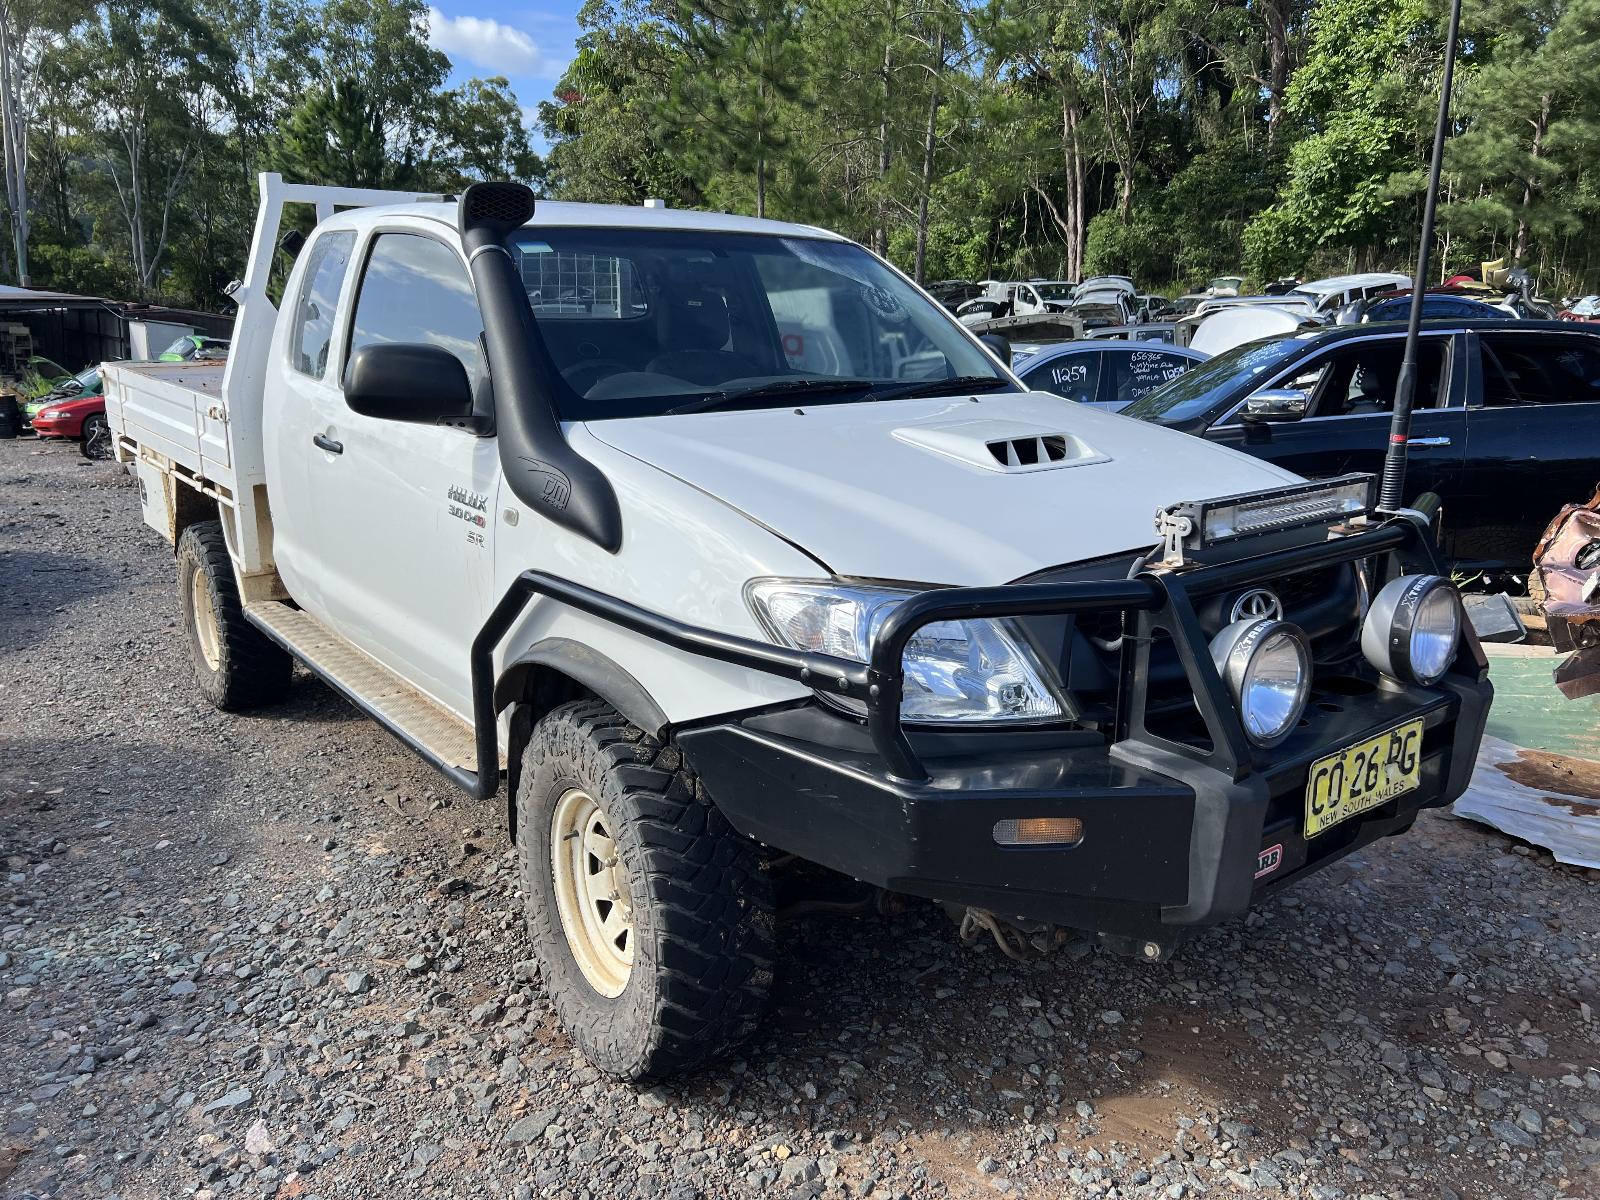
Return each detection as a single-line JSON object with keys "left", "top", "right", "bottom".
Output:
{"left": 539, "top": 1, "right": 700, "bottom": 204}
{"left": 1244, "top": 0, "right": 1439, "bottom": 277}
{"left": 1443, "top": 0, "right": 1600, "bottom": 281}
{"left": 61, "top": 0, "right": 231, "bottom": 297}
{"left": 981, "top": 0, "right": 1098, "bottom": 280}
{"left": 436, "top": 77, "right": 544, "bottom": 188}
{"left": 0, "top": 0, "right": 74, "bottom": 283}
{"left": 276, "top": 78, "right": 398, "bottom": 187}
{"left": 662, "top": 0, "right": 805, "bottom": 217}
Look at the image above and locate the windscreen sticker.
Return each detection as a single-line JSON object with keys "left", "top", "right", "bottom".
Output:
{"left": 860, "top": 283, "right": 907, "bottom": 322}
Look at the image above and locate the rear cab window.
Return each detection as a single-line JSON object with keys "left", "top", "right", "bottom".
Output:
{"left": 289, "top": 231, "right": 356, "bottom": 378}
{"left": 519, "top": 246, "right": 649, "bottom": 319}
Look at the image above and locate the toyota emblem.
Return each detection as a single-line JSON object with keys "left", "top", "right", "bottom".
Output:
{"left": 1231, "top": 588, "right": 1284, "bottom": 622}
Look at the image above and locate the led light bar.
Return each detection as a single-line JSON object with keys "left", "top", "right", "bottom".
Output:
{"left": 1156, "top": 473, "right": 1374, "bottom": 564}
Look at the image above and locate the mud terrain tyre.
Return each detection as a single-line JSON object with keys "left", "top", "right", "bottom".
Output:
{"left": 176, "top": 520, "right": 292, "bottom": 711}
{"left": 516, "top": 699, "right": 774, "bottom": 1079}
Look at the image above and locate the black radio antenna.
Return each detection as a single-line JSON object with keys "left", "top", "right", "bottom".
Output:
{"left": 1376, "top": 0, "right": 1464, "bottom": 515}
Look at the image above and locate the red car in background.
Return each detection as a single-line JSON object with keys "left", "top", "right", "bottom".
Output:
{"left": 30, "top": 366, "right": 112, "bottom": 459}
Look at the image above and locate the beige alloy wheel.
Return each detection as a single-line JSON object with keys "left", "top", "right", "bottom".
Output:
{"left": 550, "top": 787, "right": 634, "bottom": 998}
{"left": 190, "top": 566, "right": 222, "bottom": 672}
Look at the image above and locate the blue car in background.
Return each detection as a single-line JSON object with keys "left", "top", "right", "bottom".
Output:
{"left": 1013, "top": 340, "right": 1208, "bottom": 411}
{"left": 1338, "top": 290, "right": 1510, "bottom": 324}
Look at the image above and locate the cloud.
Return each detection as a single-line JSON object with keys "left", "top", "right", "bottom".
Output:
{"left": 426, "top": 8, "right": 560, "bottom": 78}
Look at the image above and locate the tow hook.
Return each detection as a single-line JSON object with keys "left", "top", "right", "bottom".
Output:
{"left": 1095, "top": 932, "right": 1178, "bottom": 964}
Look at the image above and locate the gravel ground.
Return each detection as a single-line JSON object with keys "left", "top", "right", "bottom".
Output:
{"left": 3, "top": 438, "right": 1599, "bottom": 1200}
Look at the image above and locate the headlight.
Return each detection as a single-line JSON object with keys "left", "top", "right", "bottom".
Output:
{"left": 1360, "top": 575, "right": 1461, "bottom": 684}
{"left": 1209, "top": 619, "right": 1310, "bottom": 746}
{"left": 37, "top": 408, "right": 61, "bottom": 420}
{"left": 745, "top": 579, "right": 1065, "bottom": 724}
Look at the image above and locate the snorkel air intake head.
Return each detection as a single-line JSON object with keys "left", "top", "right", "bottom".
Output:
{"left": 458, "top": 181, "right": 622, "bottom": 553}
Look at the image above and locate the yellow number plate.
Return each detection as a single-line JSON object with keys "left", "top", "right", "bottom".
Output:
{"left": 1304, "top": 718, "right": 1424, "bottom": 838}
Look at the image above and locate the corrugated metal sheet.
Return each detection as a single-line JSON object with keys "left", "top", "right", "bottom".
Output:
{"left": 1454, "top": 735, "right": 1600, "bottom": 869}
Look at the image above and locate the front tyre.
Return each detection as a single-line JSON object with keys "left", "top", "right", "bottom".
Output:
{"left": 517, "top": 700, "right": 774, "bottom": 1079}
{"left": 176, "top": 521, "right": 292, "bottom": 711}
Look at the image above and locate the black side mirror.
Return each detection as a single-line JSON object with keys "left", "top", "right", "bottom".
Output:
{"left": 980, "top": 332, "right": 1012, "bottom": 367}
{"left": 343, "top": 343, "right": 475, "bottom": 426}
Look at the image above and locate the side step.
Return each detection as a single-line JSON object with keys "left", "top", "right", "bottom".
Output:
{"left": 245, "top": 601, "right": 501, "bottom": 787}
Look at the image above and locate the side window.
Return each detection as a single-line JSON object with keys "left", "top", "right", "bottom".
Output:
{"left": 346, "top": 233, "right": 483, "bottom": 392}
{"left": 1483, "top": 338, "right": 1600, "bottom": 405}
{"left": 1294, "top": 340, "right": 1446, "bottom": 418}
{"left": 1546, "top": 342, "right": 1600, "bottom": 403}
{"left": 1023, "top": 351, "right": 1100, "bottom": 403}
{"left": 289, "top": 231, "right": 354, "bottom": 377}
{"left": 1108, "top": 349, "right": 1196, "bottom": 405}
{"left": 1272, "top": 359, "right": 1331, "bottom": 407}
{"left": 1480, "top": 347, "right": 1522, "bottom": 407}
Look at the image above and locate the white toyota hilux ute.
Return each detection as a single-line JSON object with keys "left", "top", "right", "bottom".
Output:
{"left": 106, "top": 175, "right": 1491, "bottom": 1080}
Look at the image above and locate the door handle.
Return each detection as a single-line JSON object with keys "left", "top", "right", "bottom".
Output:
{"left": 1408, "top": 436, "right": 1451, "bottom": 447}
{"left": 313, "top": 433, "right": 344, "bottom": 455}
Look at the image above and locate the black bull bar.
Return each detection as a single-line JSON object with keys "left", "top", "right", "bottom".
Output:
{"left": 444, "top": 516, "right": 1470, "bottom": 800}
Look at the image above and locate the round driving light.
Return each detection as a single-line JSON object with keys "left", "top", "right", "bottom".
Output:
{"left": 1361, "top": 574, "right": 1461, "bottom": 685}
{"left": 1210, "top": 619, "right": 1311, "bottom": 747}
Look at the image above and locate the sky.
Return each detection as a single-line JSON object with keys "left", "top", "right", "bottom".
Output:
{"left": 423, "top": 0, "right": 585, "bottom": 152}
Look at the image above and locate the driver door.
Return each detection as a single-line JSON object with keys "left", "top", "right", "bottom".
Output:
{"left": 308, "top": 229, "right": 501, "bottom": 715}
{"left": 1205, "top": 334, "right": 1466, "bottom": 507}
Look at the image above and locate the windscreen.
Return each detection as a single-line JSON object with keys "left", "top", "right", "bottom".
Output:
{"left": 509, "top": 227, "right": 1009, "bottom": 420}
{"left": 1122, "top": 337, "right": 1304, "bottom": 424}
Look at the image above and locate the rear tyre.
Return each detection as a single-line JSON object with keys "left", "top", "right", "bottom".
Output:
{"left": 516, "top": 699, "right": 774, "bottom": 1080}
{"left": 176, "top": 521, "right": 292, "bottom": 711}
{"left": 80, "top": 413, "right": 112, "bottom": 460}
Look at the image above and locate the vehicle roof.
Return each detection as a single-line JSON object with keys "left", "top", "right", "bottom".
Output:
{"left": 1302, "top": 317, "right": 1588, "bottom": 341}
{"left": 319, "top": 199, "right": 848, "bottom": 242}
{"left": 1366, "top": 287, "right": 1506, "bottom": 302}
{"left": 1086, "top": 322, "right": 1177, "bottom": 336}
{"left": 1293, "top": 272, "right": 1409, "bottom": 296}
{"left": 1021, "top": 339, "right": 1204, "bottom": 361}
{"left": 1192, "top": 295, "right": 1317, "bottom": 319}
